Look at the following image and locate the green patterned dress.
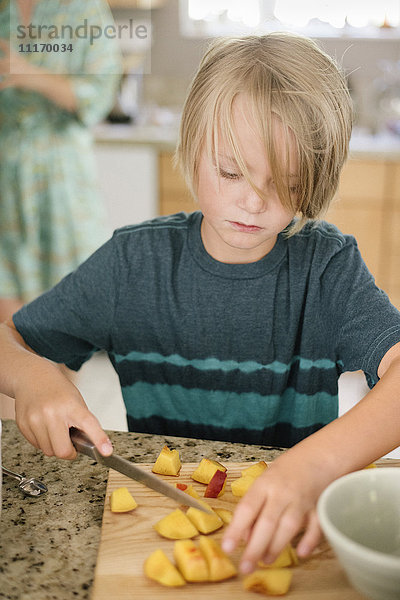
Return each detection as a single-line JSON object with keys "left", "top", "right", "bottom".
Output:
{"left": 0, "top": 0, "right": 121, "bottom": 301}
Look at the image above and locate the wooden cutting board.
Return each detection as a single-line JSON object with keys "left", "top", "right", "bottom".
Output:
{"left": 91, "top": 461, "right": 397, "bottom": 599}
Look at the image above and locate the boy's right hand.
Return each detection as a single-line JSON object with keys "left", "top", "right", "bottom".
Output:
{"left": 0, "top": 320, "right": 113, "bottom": 461}
{"left": 14, "top": 365, "right": 113, "bottom": 460}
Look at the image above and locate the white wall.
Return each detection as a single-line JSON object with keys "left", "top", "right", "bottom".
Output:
{"left": 94, "top": 143, "right": 158, "bottom": 230}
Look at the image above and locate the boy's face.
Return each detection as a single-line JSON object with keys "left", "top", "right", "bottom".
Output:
{"left": 197, "top": 95, "right": 298, "bottom": 264}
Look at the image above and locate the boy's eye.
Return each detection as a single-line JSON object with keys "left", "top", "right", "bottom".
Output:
{"left": 218, "top": 167, "right": 242, "bottom": 180}
{"left": 289, "top": 185, "right": 300, "bottom": 195}
{"left": 271, "top": 181, "right": 300, "bottom": 195}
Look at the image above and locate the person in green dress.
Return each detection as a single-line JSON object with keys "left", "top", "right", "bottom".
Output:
{"left": 0, "top": 0, "right": 122, "bottom": 321}
{"left": 0, "top": 0, "right": 121, "bottom": 417}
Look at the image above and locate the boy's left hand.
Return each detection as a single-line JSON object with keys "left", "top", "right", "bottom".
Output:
{"left": 221, "top": 451, "right": 328, "bottom": 573}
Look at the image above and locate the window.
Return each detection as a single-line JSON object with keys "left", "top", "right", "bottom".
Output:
{"left": 180, "top": 0, "right": 400, "bottom": 38}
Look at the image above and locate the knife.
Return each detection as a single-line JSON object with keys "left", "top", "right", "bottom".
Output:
{"left": 70, "top": 428, "right": 212, "bottom": 513}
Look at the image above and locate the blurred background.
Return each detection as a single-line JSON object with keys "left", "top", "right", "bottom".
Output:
{"left": 98, "top": 0, "right": 400, "bottom": 310}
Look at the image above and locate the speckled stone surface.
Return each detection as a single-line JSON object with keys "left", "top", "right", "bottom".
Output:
{"left": 0, "top": 420, "right": 284, "bottom": 600}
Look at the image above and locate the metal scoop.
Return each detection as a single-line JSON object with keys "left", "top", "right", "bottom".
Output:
{"left": 2, "top": 465, "right": 48, "bottom": 497}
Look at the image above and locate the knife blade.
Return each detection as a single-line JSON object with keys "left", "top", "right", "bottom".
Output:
{"left": 70, "top": 428, "right": 212, "bottom": 513}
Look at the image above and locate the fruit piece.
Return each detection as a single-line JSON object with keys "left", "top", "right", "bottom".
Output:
{"left": 176, "top": 483, "right": 187, "bottom": 491}
{"left": 153, "top": 508, "right": 199, "bottom": 539}
{"left": 198, "top": 536, "right": 237, "bottom": 582}
{"left": 191, "top": 458, "right": 227, "bottom": 484}
{"left": 243, "top": 568, "right": 293, "bottom": 595}
{"left": 173, "top": 539, "right": 209, "bottom": 582}
{"left": 186, "top": 505, "right": 223, "bottom": 534}
{"left": 174, "top": 482, "right": 201, "bottom": 498}
{"left": 232, "top": 462, "right": 267, "bottom": 498}
{"left": 258, "top": 544, "right": 297, "bottom": 568}
{"left": 204, "top": 469, "right": 227, "bottom": 498}
{"left": 152, "top": 445, "right": 181, "bottom": 476}
{"left": 110, "top": 487, "right": 138, "bottom": 513}
{"left": 144, "top": 549, "right": 185, "bottom": 587}
{"left": 231, "top": 474, "right": 255, "bottom": 497}
{"left": 241, "top": 461, "right": 268, "bottom": 479}
{"left": 185, "top": 484, "right": 200, "bottom": 499}
{"left": 214, "top": 508, "right": 233, "bottom": 524}
{"left": 364, "top": 463, "right": 377, "bottom": 469}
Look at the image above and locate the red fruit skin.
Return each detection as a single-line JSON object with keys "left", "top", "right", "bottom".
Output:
{"left": 204, "top": 470, "right": 227, "bottom": 498}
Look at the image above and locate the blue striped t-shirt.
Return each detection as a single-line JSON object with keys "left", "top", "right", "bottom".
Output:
{"left": 14, "top": 212, "right": 400, "bottom": 447}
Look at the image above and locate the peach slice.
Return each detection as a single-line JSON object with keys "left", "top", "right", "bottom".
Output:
{"left": 175, "top": 483, "right": 201, "bottom": 499}
{"left": 231, "top": 474, "right": 256, "bottom": 497}
{"left": 198, "top": 536, "right": 237, "bottom": 582}
{"left": 144, "top": 549, "right": 185, "bottom": 587}
{"left": 241, "top": 460, "right": 268, "bottom": 478}
{"left": 214, "top": 508, "right": 233, "bottom": 524}
{"left": 152, "top": 445, "right": 181, "bottom": 476}
{"left": 258, "top": 544, "right": 298, "bottom": 569}
{"left": 173, "top": 539, "right": 209, "bottom": 582}
{"left": 110, "top": 487, "right": 137, "bottom": 513}
{"left": 185, "top": 484, "right": 201, "bottom": 499}
{"left": 243, "top": 568, "right": 293, "bottom": 595}
{"left": 153, "top": 508, "right": 199, "bottom": 539}
{"left": 186, "top": 505, "right": 223, "bottom": 534}
{"left": 204, "top": 470, "right": 227, "bottom": 498}
{"left": 191, "top": 458, "right": 227, "bottom": 484}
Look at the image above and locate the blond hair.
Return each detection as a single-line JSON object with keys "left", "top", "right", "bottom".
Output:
{"left": 175, "top": 32, "right": 353, "bottom": 235}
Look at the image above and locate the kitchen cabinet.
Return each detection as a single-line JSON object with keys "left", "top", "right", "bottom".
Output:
{"left": 327, "top": 159, "right": 400, "bottom": 310}
{"left": 385, "top": 163, "right": 400, "bottom": 309}
{"left": 95, "top": 142, "right": 158, "bottom": 231}
{"left": 159, "top": 151, "right": 196, "bottom": 215}
{"left": 158, "top": 152, "right": 400, "bottom": 310}
{"left": 326, "top": 160, "right": 386, "bottom": 286}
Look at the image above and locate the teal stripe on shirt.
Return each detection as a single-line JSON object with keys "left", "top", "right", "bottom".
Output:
{"left": 122, "top": 382, "right": 338, "bottom": 430}
{"left": 113, "top": 350, "right": 336, "bottom": 375}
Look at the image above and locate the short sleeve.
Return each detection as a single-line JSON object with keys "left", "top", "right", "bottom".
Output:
{"left": 320, "top": 236, "right": 400, "bottom": 385}
{"left": 13, "top": 235, "right": 121, "bottom": 370}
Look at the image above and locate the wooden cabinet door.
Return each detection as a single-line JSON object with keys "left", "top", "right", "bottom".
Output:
{"left": 387, "top": 208, "right": 400, "bottom": 309}
{"left": 158, "top": 152, "right": 197, "bottom": 215}
{"left": 337, "top": 160, "right": 386, "bottom": 202}
{"left": 325, "top": 203, "right": 384, "bottom": 285}
{"left": 325, "top": 161, "right": 386, "bottom": 289}
{"left": 385, "top": 163, "right": 400, "bottom": 309}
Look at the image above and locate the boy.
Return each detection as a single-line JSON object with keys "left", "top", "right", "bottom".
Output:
{"left": 1, "top": 33, "right": 400, "bottom": 574}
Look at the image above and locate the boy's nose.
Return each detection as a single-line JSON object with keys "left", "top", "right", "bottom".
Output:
{"left": 239, "top": 186, "right": 266, "bottom": 213}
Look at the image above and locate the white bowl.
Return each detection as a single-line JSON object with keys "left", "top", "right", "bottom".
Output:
{"left": 317, "top": 468, "right": 400, "bottom": 600}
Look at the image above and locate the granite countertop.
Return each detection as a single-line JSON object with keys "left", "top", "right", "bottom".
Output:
{"left": 0, "top": 420, "right": 285, "bottom": 600}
